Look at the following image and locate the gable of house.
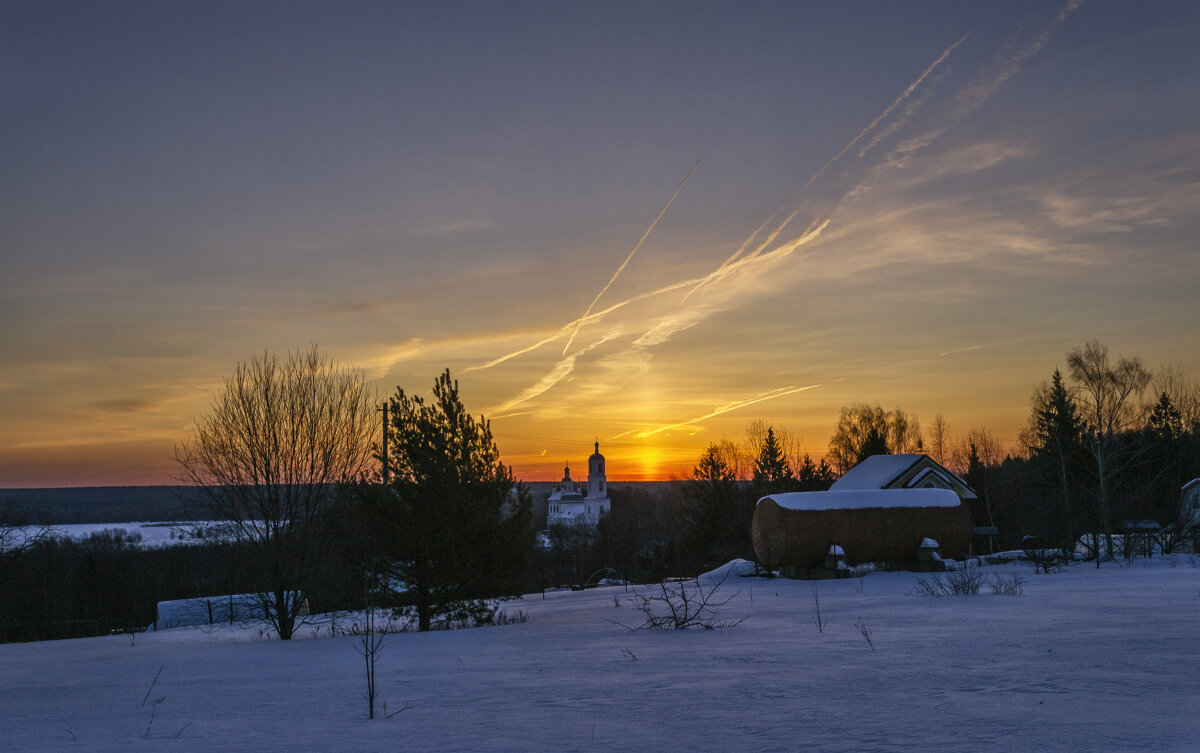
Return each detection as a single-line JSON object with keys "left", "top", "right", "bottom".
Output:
{"left": 831, "top": 453, "right": 977, "bottom": 501}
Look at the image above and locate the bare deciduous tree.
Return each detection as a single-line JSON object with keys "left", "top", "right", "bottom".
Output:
{"left": 175, "top": 345, "right": 378, "bottom": 639}
{"left": 948, "top": 426, "right": 1005, "bottom": 474}
{"left": 1066, "top": 340, "right": 1151, "bottom": 565}
{"left": 1152, "top": 364, "right": 1200, "bottom": 429}
{"left": 0, "top": 518, "right": 52, "bottom": 563}
{"left": 827, "top": 403, "right": 922, "bottom": 475}
{"left": 928, "top": 414, "right": 949, "bottom": 465}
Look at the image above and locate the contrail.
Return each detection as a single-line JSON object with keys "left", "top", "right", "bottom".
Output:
{"left": 561, "top": 160, "right": 700, "bottom": 356}
{"left": 877, "top": 1, "right": 1081, "bottom": 175}
{"left": 474, "top": 33, "right": 966, "bottom": 374}
{"left": 482, "top": 215, "right": 829, "bottom": 403}
{"left": 818, "top": 34, "right": 968, "bottom": 183}
{"left": 465, "top": 274, "right": 706, "bottom": 373}
{"left": 463, "top": 331, "right": 564, "bottom": 373}
{"left": 616, "top": 383, "right": 823, "bottom": 440}
{"left": 488, "top": 331, "right": 623, "bottom": 415}
{"left": 940, "top": 345, "right": 982, "bottom": 357}
{"left": 682, "top": 215, "right": 820, "bottom": 303}
{"left": 682, "top": 35, "right": 967, "bottom": 303}
{"left": 470, "top": 8, "right": 1077, "bottom": 420}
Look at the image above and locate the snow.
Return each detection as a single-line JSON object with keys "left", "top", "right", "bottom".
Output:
{"left": 697, "top": 557, "right": 761, "bottom": 581}
{"left": 829, "top": 453, "right": 926, "bottom": 490}
{"left": 920, "top": 538, "right": 939, "bottom": 548}
{"left": 152, "top": 595, "right": 263, "bottom": 631}
{"left": 760, "top": 488, "right": 961, "bottom": 511}
{"left": 3, "top": 559, "right": 1200, "bottom": 752}
{"left": 7, "top": 522, "right": 225, "bottom": 549}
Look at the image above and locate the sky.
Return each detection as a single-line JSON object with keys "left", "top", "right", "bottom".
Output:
{"left": 1, "top": 1, "right": 1197, "bottom": 487}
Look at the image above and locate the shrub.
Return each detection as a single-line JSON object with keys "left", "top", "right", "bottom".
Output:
{"left": 911, "top": 564, "right": 1023, "bottom": 596}
{"left": 614, "top": 571, "right": 745, "bottom": 630}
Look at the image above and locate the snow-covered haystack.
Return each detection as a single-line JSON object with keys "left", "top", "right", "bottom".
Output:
{"left": 752, "top": 488, "right": 972, "bottom": 570}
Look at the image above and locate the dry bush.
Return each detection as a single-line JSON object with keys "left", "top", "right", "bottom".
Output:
{"left": 615, "top": 571, "right": 745, "bottom": 630}
{"left": 912, "top": 565, "right": 1025, "bottom": 596}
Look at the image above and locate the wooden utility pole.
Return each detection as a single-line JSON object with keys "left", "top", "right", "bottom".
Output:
{"left": 377, "top": 402, "right": 389, "bottom": 484}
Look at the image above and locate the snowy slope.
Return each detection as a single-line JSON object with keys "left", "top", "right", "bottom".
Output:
{"left": 2, "top": 560, "right": 1199, "bottom": 752}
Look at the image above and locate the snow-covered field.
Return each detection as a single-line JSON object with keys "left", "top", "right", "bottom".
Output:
{"left": 3, "top": 559, "right": 1198, "bottom": 752}
{"left": 12, "top": 522, "right": 227, "bottom": 548}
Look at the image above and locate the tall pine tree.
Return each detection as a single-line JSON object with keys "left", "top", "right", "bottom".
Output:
{"left": 381, "top": 370, "right": 533, "bottom": 631}
{"left": 752, "top": 427, "right": 794, "bottom": 491}
{"left": 1029, "top": 368, "right": 1084, "bottom": 546}
{"left": 682, "top": 442, "right": 750, "bottom": 571}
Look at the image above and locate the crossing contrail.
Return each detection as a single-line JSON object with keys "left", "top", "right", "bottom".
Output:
{"left": 561, "top": 160, "right": 700, "bottom": 356}
{"left": 682, "top": 34, "right": 967, "bottom": 304}
{"left": 473, "top": 6, "right": 1080, "bottom": 425}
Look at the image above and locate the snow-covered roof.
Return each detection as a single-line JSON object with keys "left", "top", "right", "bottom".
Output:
{"left": 830, "top": 454, "right": 926, "bottom": 490}
{"left": 758, "top": 488, "right": 962, "bottom": 511}
{"left": 154, "top": 594, "right": 261, "bottom": 630}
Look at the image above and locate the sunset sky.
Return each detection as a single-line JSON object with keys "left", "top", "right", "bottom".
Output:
{"left": 2, "top": 1, "right": 1197, "bottom": 487}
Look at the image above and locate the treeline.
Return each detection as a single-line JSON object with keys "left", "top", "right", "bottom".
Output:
{"left": 0, "top": 486, "right": 206, "bottom": 524}
{"left": 969, "top": 343, "right": 1200, "bottom": 554}
{"left": 0, "top": 532, "right": 262, "bottom": 643}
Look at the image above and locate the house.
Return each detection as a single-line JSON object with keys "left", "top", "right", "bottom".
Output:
{"left": 546, "top": 442, "right": 611, "bottom": 530}
{"left": 1181, "top": 479, "right": 1200, "bottom": 552}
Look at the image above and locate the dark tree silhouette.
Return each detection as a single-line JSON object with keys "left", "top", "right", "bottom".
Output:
{"left": 175, "top": 345, "right": 377, "bottom": 639}
{"left": 827, "top": 403, "right": 921, "bottom": 474}
{"left": 1066, "top": 340, "right": 1151, "bottom": 564}
{"left": 383, "top": 370, "right": 532, "bottom": 631}
{"left": 752, "top": 427, "right": 794, "bottom": 490}
{"left": 682, "top": 442, "right": 749, "bottom": 570}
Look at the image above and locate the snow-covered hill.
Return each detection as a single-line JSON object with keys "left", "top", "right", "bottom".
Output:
{"left": 2, "top": 559, "right": 1198, "bottom": 752}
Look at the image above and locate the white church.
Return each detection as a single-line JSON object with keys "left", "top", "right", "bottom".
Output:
{"left": 546, "top": 442, "right": 611, "bottom": 529}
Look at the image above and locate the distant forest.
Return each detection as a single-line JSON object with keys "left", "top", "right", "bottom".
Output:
{"left": 0, "top": 482, "right": 679, "bottom": 525}
{"left": 0, "top": 486, "right": 207, "bottom": 524}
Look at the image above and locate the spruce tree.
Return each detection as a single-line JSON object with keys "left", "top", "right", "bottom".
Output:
{"left": 683, "top": 442, "right": 748, "bottom": 570}
{"left": 795, "top": 453, "right": 835, "bottom": 491}
{"left": 1029, "top": 368, "right": 1084, "bottom": 546}
{"left": 752, "top": 427, "right": 794, "bottom": 491}
{"left": 381, "top": 370, "right": 533, "bottom": 631}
